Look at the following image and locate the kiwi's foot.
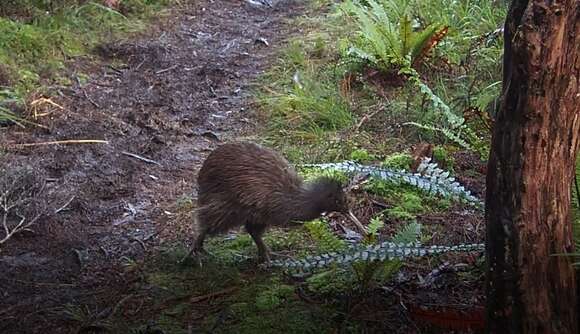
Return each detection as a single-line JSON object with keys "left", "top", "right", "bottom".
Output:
{"left": 256, "top": 250, "right": 271, "bottom": 264}
{"left": 179, "top": 248, "right": 212, "bottom": 267}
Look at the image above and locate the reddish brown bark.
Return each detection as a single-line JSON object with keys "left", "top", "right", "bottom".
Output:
{"left": 485, "top": 0, "right": 580, "bottom": 333}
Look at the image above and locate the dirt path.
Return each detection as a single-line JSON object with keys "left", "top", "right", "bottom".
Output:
{"left": 0, "top": 1, "right": 303, "bottom": 332}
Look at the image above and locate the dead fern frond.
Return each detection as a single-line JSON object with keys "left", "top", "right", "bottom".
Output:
{"left": 412, "top": 26, "right": 449, "bottom": 68}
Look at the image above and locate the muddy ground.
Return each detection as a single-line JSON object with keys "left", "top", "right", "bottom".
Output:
{"left": 0, "top": 0, "right": 305, "bottom": 332}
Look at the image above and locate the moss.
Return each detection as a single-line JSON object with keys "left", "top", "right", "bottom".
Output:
{"left": 175, "top": 194, "right": 194, "bottom": 210}
{"left": 366, "top": 179, "right": 454, "bottom": 221}
{"left": 381, "top": 152, "right": 413, "bottom": 170}
{"left": 432, "top": 145, "right": 454, "bottom": 170}
{"left": 298, "top": 167, "right": 349, "bottom": 185}
{"left": 385, "top": 206, "right": 417, "bottom": 221}
{"left": 399, "top": 193, "right": 424, "bottom": 212}
{"left": 0, "top": 0, "right": 171, "bottom": 106}
{"left": 264, "top": 229, "right": 310, "bottom": 255}
{"left": 217, "top": 303, "right": 334, "bottom": 334}
{"left": 349, "top": 148, "right": 375, "bottom": 163}
{"left": 384, "top": 191, "right": 449, "bottom": 222}
{"left": 255, "top": 283, "right": 295, "bottom": 311}
{"left": 306, "top": 267, "right": 353, "bottom": 295}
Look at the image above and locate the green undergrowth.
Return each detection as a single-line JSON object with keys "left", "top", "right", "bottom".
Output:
{"left": 125, "top": 230, "right": 351, "bottom": 332}
{"left": 255, "top": 0, "right": 506, "bottom": 164}
{"left": 0, "top": 0, "right": 172, "bottom": 121}
{"left": 133, "top": 156, "right": 473, "bottom": 332}
{"left": 137, "top": 250, "right": 329, "bottom": 333}
{"left": 128, "top": 216, "right": 427, "bottom": 332}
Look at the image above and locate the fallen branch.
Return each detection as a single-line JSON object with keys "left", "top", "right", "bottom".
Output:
{"left": 1, "top": 207, "right": 43, "bottom": 245}
{"left": 0, "top": 169, "right": 48, "bottom": 246}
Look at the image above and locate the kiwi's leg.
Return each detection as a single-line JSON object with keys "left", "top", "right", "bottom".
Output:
{"left": 245, "top": 223, "right": 270, "bottom": 263}
{"left": 179, "top": 224, "right": 209, "bottom": 265}
{"left": 192, "top": 228, "right": 207, "bottom": 254}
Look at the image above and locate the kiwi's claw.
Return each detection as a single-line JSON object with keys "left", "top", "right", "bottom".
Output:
{"left": 179, "top": 248, "right": 211, "bottom": 267}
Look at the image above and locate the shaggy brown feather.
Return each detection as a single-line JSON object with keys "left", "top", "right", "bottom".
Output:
{"left": 192, "top": 141, "right": 348, "bottom": 262}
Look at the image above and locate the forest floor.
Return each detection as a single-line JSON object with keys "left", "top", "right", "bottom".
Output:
{"left": 0, "top": 0, "right": 305, "bottom": 332}
{"left": 0, "top": 1, "right": 488, "bottom": 333}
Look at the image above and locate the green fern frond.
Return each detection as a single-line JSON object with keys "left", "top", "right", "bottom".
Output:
{"left": 412, "top": 79, "right": 465, "bottom": 128}
{"left": 340, "top": 0, "right": 445, "bottom": 72}
{"left": 346, "top": 46, "right": 378, "bottom": 64}
{"left": 305, "top": 219, "right": 347, "bottom": 252}
{"left": 266, "top": 241, "right": 484, "bottom": 271}
{"left": 391, "top": 221, "right": 422, "bottom": 244}
{"left": 409, "top": 23, "right": 445, "bottom": 62}
{"left": 301, "top": 160, "right": 482, "bottom": 207}
{"left": 404, "top": 121, "right": 474, "bottom": 151}
{"left": 367, "top": 215, "right": 385, "bottom": 237}
{"left": 399, "top": 14, "right": 413, "bottom": 57}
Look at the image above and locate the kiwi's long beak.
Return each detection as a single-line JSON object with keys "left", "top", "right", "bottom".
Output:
{"left": 347, "top": 210, "right": 367, "bottom": 235}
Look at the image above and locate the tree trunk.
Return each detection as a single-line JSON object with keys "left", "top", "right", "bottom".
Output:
{"left": 485, "top": 0, "right": 579, "bottom": 333}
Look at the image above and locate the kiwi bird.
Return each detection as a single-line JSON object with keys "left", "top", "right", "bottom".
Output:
{"left": 189, "top": 141, "right": 350, "bottom": 263}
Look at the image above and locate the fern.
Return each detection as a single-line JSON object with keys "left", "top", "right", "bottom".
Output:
{"left": 404, "top": 121, "right": 473, "bottom": 150}
{"left": 404, "top": 78, "right": 489, "bottom": 158}
{"left": 391, "top": 221, "right": 422, "bottom": 244}
{"left": 266, "top": 241, "right": 484, "bottom": 270}
{"left": 367, "top": 215, "right": 385, "bottom": 237}
{"left": 304, "top": 218, "right": 347, "bottom": 252}
{"left": 412, "top": 25, "right": 449, "bottom": 67}
{"left": 412, "top": 78, "right": 464, "bottom": 128}
{"left": 340, "top": 0, "right": 446, "bottom": 72}
{"left": 300, "top": 159, "right": 483, "bottom": 207}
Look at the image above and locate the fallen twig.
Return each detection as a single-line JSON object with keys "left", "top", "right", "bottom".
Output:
{"left": 135, "top": 58, "right": 147, "bottom": 71}
{"left": 348, "top": 210, "right": 368, "bottom": 236}
{"left": 129, "top": 236, "right": 146, "bottom": 250}
{"left": 121, "top": 151, "right": 161, "bottom": 166}
{"left": 83, "top": 89, "right": 100, "bottom": 108}
{"left": 74, "top": 75, "right": 100, "bottom": 108}
{"left": 354, "top": 105, "right": 386, "bottom": 131}
{"left": 5, "top": 139, "right": 109, "bottom": 148}
{"left": 155, "top": 65, "right": 179, "bottom": 75}
{"left": 0, "top": 212, "right": 42, "bottom": 245}
{"left": 111, "top": 294, "right": 134, "bottom": 317}
{"left": 190, "top": 287, "right": 238, "bottom": 303}
{"left": 54, "top": 196, "right": 76, "bottom": 214}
